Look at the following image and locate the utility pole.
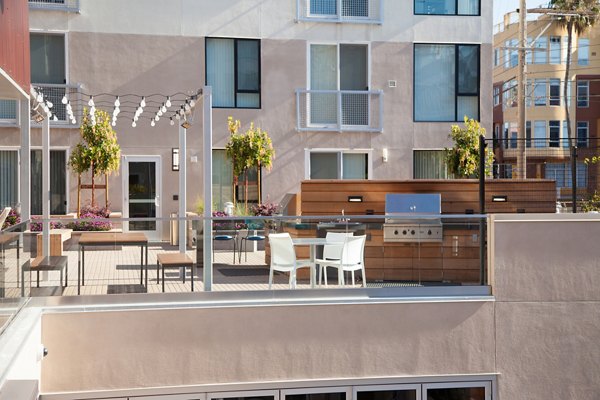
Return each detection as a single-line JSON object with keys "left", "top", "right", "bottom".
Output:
{"left": 517, "top": 0, "right": 527, "bottom": 179}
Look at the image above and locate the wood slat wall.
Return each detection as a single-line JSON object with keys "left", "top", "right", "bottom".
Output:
{"left": 300, "top": 179, "right": 556, "bottom": 215}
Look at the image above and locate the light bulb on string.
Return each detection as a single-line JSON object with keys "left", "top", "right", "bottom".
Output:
{"left": 114, "top": 96, "right": 120, "bottom": 107}
{"left": 134, "top": 115, "right": 139, "bottom": 122}
{"left": 61, "top": 96, "right": 68, "bottom": 105}
{"left": 184, "top": 102, "right": 191, "bottom": 112}
{"left": 46, "top": 101, "right": 53, "bottom": 109}
{"left": 157, "top": 109, "right": 163, "bottom": 117}
{"left": 37, "top": 93, "right": 43, "bottom": 103}
{"left": 140, "top": 97, "right": 146, "bottom": 108}
{"left": 190, "top": 99, "right": 196, "bottom": 108}
{"left": 170, "top": 117, "right": 174, "bottom": 126}
{"left": 175, "top": 113, "right": 181, "bottom": 121}
{"left": 88, "top": 96, "right": 94, "bottom": 107}
{"left": 132, "top": 120, "right": 137, "bottom": 128}
{"left": 53, "top": 115, "right": 58, "bottom": 121}
{"left": 112, "top": 121, "right": 116, "bottom": 127}
{"left": 166, "top": 97, "right": 171, "bottom": 108}
{"left": 154, "top": 115, "right": 159, "bottom": 122}
{"left": 161, "top": 104, "right": 167, "bottom": 113}
{"left": 151, "top": 120, "right": 155, "bottom": 127}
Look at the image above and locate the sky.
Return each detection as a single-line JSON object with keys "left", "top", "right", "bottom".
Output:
{"left": 493, "top": 0, "right": 545, "bottom": 24}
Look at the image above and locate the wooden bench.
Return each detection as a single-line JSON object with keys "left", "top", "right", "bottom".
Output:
{"left": 36, "top": 229, "right": 72, "bottom": 257}
{"left": 21, "top": 256, "right": 68, "bottom": 297}
{"left": 156, "top": 253, "right": 194, "bottom": 292}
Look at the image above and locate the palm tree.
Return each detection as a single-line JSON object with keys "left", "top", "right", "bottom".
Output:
{"left": 550, "top": 0, "right": 600, "bottom": 147}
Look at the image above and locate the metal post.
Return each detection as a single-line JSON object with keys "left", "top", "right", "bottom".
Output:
{"left": 479, "top": 135, "right": 486, "bottom": 285}
{"left": 572, "top": 145, "right": 577, "bottom": 213}
{"left": 42, "top": 117, "right": 50, "bottom": 257}
{"left": 178, "top": 124, "right": 187, "bottom": 254}
{"left": 203, "top": 86, "right": 213, "bottom": 291}
{"left": 516, "top": 0, "right": 527, "bottom": 179}
{"left": 19, "top": 99, "right": 31, "bottom": 222}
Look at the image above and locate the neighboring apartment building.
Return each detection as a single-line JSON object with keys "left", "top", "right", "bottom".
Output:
{"left": 493, "top": 13, "right": 600, "bottom": 199}
{"left": 0, "top": 0, "right": 492, "bottom": 240}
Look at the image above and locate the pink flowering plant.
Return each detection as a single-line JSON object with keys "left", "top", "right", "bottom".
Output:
{"left": 65, "top": 204, "right": 112, "bottom": 231}
{"left": 2, "top": 208, "right": 21, "bottom": 230}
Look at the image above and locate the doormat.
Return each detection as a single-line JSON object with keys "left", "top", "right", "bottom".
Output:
{"left": 106, "top": 284, "right": 146, "bottom": 294}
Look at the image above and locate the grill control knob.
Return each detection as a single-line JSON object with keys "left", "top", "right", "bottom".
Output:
{"left": 394, "top": 230, "right": 399, "bottom": 235}
{"left": 427, "top": 230, "right": 432, "bottom": 235}
{"left": 402, "top": 230, "right": 407, "bottom": 235}
{"left": 410, "top": 230, "right": 415, "bottom": 235}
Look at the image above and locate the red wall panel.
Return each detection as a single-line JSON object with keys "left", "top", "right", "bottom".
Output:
{"left": 0, "top": 0, "right": 30, "bottom": 94}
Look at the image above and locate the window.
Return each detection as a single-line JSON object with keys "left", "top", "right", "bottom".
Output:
{"left": 31, "top": 150, "right": 67, "bottom": 215}
{"left": 577, "top": 80, "right": 589, "bottom": 107}
{"left": 413, "top": 150, "right": 452, "bottom": 179}
{"left": 562, "top": 120, "right": 569, "bottom": 148}
{"left": 526, "top": 37, "right": 533, "bottom": 64}
{"left": 534, "top": 79, "right": 547, "bottom": 106}
{"left": 577, "top": 121, "right": 589, "bottom": 147}
{"left": 414, "top": 0, "right": 479, "bottom": 15}
{"left": 509, "top": 39, "right": 518, "bottom": 68}
{"left": 493, "top": 86, "right": 500, "bottom": 106}
{"left": 503, "top": 79, "right": 517, "bottom": 109}
{"left": 206, "top": 38, "right": 260, "bottom": 108}
{"left": 0, "top": 150, "right": 19, "bottom": 209}
{"left": 534, "top": 36, "right": 547, "bottom": 64}
{"left": 422, "top": 382, "right": 491, "bottom": 400}
{"left": 212, "top": 149, "right": 258, "bottom": 210}
{"left": 310, "top": 0, "right": 369, "bottom": 17}
{"left": 549, "top": 78, "right": 560, "bottom": 106}
{"left": 414, "top": 44, "right": 479, "bottom": 121}
{"left": 546, "top": 162, "right": 587, "bottom": 188}
{"left": 493, "top": 48, "right": 500, "bottom": 67}
{"left": 578, "top": 37, "right": 589, "bottom": 65}
{"left": 0, "top": 99, "right": 17, "bottom": 122}
{"left": 550, "top": 36, "right": 561, "bottom": 64}
{"left": 307, "top": 150, "right": 370, "bottom": 179}
{"left": 309, "top": 43, "right": 369, "bottom": 126}
{"left": 534, "top": 120, "right": 546, "bottom": 148}
{"left": 549, "top": 120, "right": 560, "bottom": 148}
{"left": 526, "top": 121, "right": 532, "bottom": 148}
{"left": 31, "top": 33, "right": 66, "bottom": 84}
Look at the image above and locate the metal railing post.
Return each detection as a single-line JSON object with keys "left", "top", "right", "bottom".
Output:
{"left": 572, "top": 145, "right": 577, "bottom": 213}
{"left": 479, "top": 135, "right": 486, "bottom": 285}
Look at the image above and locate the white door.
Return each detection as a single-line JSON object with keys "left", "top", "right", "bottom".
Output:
{"left": 122, "top": 156, "right": 161, "bottom": 241}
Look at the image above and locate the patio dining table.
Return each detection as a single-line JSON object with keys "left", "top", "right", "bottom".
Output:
{"left": 77, "top": 232, "right": 149, "bottom": 295}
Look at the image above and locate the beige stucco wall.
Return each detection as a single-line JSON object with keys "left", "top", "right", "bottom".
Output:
{"left": 40, "top": 300, "right": 495, "bottom": 393}
{"left": 490, "top": 214, "right": 600, "bottom": 399}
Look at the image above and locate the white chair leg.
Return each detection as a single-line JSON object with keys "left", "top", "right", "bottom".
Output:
{"left": 269, "top": 268, "right": 274, "bottom": 290}
{"left": 361, "top": 266, "right": 366, "bottom": 287}
{"left": 324, "top": 266, "right": 329, "bottom": 287}
{"left": 318, "top": 264, "right": 322, "bottom": 286}
{"left": 338, "top": 268, "right": 343, "bottom": 286}
{"left": 289, "top": 270, "right": 294, "bottom": 289}
{"left": 351, "top": 271, "right": 355, "bottom": 287}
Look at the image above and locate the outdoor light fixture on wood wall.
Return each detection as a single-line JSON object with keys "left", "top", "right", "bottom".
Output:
{"left": 348, "top": 196, "right": 363, "bottom": 203}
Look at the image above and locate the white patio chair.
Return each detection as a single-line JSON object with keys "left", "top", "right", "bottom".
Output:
{"left": 318, "top": 231, "right": 354, "bottom": 285}
{"left": 268, "top": 232, "right": 315, "bottom": 289}
{"left": 0, "top": 207, "right": 11, "bottom": 231}
{"left": 316, "top": 235, "right": 366, "bottom": 287}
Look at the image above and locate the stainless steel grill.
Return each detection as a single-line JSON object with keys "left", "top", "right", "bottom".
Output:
{"left": 383, "top": 193, "right": 443, "bottom": 242}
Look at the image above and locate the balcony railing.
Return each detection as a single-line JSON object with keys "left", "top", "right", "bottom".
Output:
{"left": 296, "top": 89, "right": 383, "bottom": 132}
{"left": 32, "top": 83, "right": 81, "bottom": 125}
{"left": 28, "top": 0, "right": 80, "bottom": 12}
{"left": 296, "top": 0, "right": 383, "bottom": 24}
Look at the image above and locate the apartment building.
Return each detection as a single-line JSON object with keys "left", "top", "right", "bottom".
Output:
{"left": 0, "top": 0, "right": 492, "bottom": 239}
{"left": 493, "top": 13, "right": 600, "bottom": 198}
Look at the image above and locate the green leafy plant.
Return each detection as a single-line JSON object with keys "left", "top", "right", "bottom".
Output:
{"left": 69, "top": 107, "right": 121, "bottom": 214}
{"left": 225, "top": 117, "right": 275, "bottom": 211}
{"left": 445, "top": 117, "right": 493, "bottom": 178}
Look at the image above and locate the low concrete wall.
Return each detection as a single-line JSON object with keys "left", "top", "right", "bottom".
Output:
{"left": 40, "top": 300, "right": 495, "bottom": 393}
{"left": 490, "top": 214, "right": 600, "bottom": 399}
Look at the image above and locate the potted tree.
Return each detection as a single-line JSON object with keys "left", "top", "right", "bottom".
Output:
{"left": 445, "top": 117, "right": 493, "bottom": 178}
{"left": 69, "top": 107, "right": 121, "bottom": 216}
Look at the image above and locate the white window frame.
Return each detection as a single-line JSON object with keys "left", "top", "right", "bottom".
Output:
{"left": 577, "top": 80, "right": 589, "bottom": 108}
{"left": 422, "top": 381, "right": 492, "bottom": 400}
{"left": 549, "top": 78, "right": 561, "bottom": 106}
{"left": 578, "top": 37, "right": 589, "bottom": 65}
{"left": 306, "top": 41, "right": 372, "bottom": 130}
{"left": 534, "top": 78, "right": 547, "bottom": 106}
{"left": 354, "top": 384, "right": 421, "bottom": 400}
{"left": 299, "top": 0, "right": 383, "bottom": 24}
{"left": 0, "top": 147, "right": 21, "bottom": 208}
{"left": 29, "top": 29, "right": 69, "bottom": 85}
{"left": 208, "top": 389, "right": 279, "bottom": 400}
{"left": 493, "top": 86, "right": 500, "bottom": 106}
{"left": 282, "top": 386, "right": 352, "bottom": 400}
{"left": 305, "top": 148, "right": 373, "bottom": 180}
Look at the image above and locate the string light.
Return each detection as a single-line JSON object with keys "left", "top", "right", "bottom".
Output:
{"left": 151, "top": 120, "right": 155, "bottom": 127}
{"left": 88, "top": 96, "right": 94, "bottom": 107}
{"left": 166, "top": 96, "right": 171, "bottom": 108}
{"left": 170, "top": 117, "right": 174, "bottom": 126}
{"left": 114, "top": 96, "right": 120, "bottom": 107}
{"left": 61, "top": 96, "right": 68, "bottom": 105}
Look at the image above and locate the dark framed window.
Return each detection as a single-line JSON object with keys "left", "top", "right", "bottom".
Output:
{"left": 577, "top": 121, "right": 589, "bottom": 147}
{"left": 414, "top": 0, "right": 480, "bottom": 15}
{"left": 577, "top": 80, "right": 589, "bottom": 108}
{"left": 414, "top": 43, "right": 480, "bottom": 122}
{"left": 205, "top": 38, "right": 261, "bottom": 109}
{"left": 549, "top": 79, "right": 560, "bottom": 106}
{"left": 549, "top": 120, "right": 560, "bottom": 148}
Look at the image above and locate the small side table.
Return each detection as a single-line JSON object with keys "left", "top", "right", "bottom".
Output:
{"left": 21, "top": 256, "right": 68, "bottom": 297}
{"left": 157, "top": 253, "right": 194, "bottom": 293}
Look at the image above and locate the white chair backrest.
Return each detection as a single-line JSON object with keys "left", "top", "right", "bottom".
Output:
{"left": 0, "top": 207, "right": 11, "bottom": 231}
{"left": 341, "top": 235, "right": 366, "bottom": 265}
{"left": 269, "top": 233, "right": 296, "bottom": 266}
{"left": 323, "top": 232, "right": 353, "bottom": 260}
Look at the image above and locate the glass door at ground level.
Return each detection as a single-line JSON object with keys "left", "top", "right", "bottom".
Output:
{"left": 124, "top": 158, "right": 160, "bottom": 239}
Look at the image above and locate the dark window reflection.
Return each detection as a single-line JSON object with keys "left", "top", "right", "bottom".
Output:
{"left": 427, "top": 387, "right": 485, "bottom": 400}
{"left": 358, "top": 390, "right": 417, "bottom": 400}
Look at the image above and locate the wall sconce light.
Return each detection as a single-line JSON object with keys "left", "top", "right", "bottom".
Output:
{"left": 172, "top": 148, "right": 180, "bottom": 171}
{"left": 492, "top": 195, "right": 508, "bottom": 202}
{"left": 382, "top": 148, "right": 389, "bottom": 163}
{"left": 348, "top": 196, "right": 363, "bottom": 203}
